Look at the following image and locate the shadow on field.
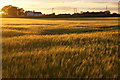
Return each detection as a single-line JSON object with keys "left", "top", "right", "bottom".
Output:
{"left": 3, "top": 27, "right": 29, "bottom": 31}
{"left": 97, "top": 25, "right": 119, "bottom": 29}
{"left": 2, "top": 31, "right": 26, "bottom": 38}
{"left": 2, "top": 38, "right": 73, "bottom": 53}
{"left": 41, "top": 25, "right": 119, "bottom": 35}
{"left": 30, "top": 18, "right": 118, "bottom": 21}
{"left": 3, "top": 36, "right": 116, "bottom": 53}
{"left": 4, "top": 24, "right": 58, "bottom": 26}
{"left": 2, "top": 25, "right": 119, "bottom": 38}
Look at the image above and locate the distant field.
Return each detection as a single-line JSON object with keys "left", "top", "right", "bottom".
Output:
{"left": 2, "top": 17, "right": 119, "bottom": 78}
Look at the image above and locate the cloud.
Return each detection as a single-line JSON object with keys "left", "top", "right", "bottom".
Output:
{"left": 91, "top": 2, "right": 118, "bottom": 5}
{"left": 55, "top": 6, "right": 73, "bottom": 10}
{"left": 0, "top": 0, "right": 118, "bottom": 14}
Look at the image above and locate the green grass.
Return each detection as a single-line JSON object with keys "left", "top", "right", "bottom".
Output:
{"left": 2, "top": 17, "right": 119, "bottom": 78}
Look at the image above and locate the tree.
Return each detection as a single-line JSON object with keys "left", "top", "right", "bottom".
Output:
{"left": 1, "top": 5, "right": 12, "bottom": 12}
{"left": 1, "top": 5, "right": 24, "bottom": 16}
{"left": 17, "top": 8, "right": 24, "bottom": 15}
{"left": 1, "top": 5, "right": 12, "bottom": 15}
{"left": 7, "top": 6, "right": 18, "bottom": 16}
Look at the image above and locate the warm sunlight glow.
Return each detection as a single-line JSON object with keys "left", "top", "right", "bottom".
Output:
{"left": 0, "top": 12, "right": 4, "bottom": 14}
{"left": 0, "top": 0, "right": 118, "bottom": 14}
{"left": 0, "top": 0, "right": 15, "bottom": 9}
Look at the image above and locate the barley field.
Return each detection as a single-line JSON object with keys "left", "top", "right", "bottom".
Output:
{"left": 2, "top": 17, "right": 119, "bottom": 78}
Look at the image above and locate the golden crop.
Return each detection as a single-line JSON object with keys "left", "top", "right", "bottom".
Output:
{"left": 2, "top": 17, "right": 119, "bottom": 78}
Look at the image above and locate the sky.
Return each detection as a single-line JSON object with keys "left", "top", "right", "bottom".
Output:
{"left": 0, "top": 0, "right": 119, "bottom": 14}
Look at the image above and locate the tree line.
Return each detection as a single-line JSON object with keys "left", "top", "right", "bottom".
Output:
{"left": 1, "top": 5, "right": 119, "bottom": 17}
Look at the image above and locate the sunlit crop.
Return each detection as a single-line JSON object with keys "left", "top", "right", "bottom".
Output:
{"left": 2, "top": 17, "right": 119, "bottom": 78}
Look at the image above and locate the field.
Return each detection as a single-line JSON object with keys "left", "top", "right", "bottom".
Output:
{"left": 2, "top": 17, "right": 119, "bottom": 78}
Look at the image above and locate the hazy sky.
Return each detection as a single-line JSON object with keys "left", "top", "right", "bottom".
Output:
{"left": 0, "top": 0, "right": 119, "bottom": 14}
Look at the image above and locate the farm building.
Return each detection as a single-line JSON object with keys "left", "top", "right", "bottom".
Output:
{"left": 25, "top": 11, "right": 43, "bottom": 16}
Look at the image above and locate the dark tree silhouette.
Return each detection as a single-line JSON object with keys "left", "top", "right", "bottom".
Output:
{"left": 7, "top": 6, "right": 18, "bottom": 16}
{"left": 17, "top": 8, "right": 24, "bottom": 15}
{"left": 1, "top": 5, "right": 24, "bottom": 16}
{"left": 1, "top": 5, "right": 12, "bottom": 15}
